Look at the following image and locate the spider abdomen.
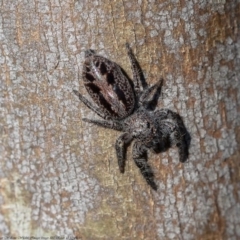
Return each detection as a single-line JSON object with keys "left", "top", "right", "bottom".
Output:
{"left": 82, "top": 51, "right": 135, "bottom": 120}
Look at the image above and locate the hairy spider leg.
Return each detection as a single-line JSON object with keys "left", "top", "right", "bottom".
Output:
{"left": 171, "top": 126, "right": 188, "bottom": 163}
{"left": 132, "top": 141, "right": 157, "bottom": 191}
{"left": 73, "top": 90, "right": 109, "bottom": 120}
{"left": 139, "top": 79, "right": 163, "bottom": 110}
{"left": 115, "top": 133, "right": 133, "bottom": 173}
{"left": 126, "top": 43, "right": 147, "bottom": 96}
{"left": 155, "top": 109, "right": 189, "bottom": 163}
{"left": 82, "top": 118, "right": 123, "bottom": 131}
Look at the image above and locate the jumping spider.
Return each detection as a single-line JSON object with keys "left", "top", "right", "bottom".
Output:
{"left": 73, "top": 44, "right": 189, "bottom": 190}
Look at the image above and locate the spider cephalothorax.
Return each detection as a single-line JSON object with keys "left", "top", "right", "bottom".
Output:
{"left": 73, "top": 44, "right": 189, "bottom": 190}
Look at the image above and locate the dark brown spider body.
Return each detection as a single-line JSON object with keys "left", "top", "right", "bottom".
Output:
{"left": 73, "top": 44, "right": 189, "bottom": 190}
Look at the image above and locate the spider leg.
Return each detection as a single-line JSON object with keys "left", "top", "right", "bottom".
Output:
{"left": 115, "top": 133, "right": 133, "bottom": 173}
{"left": 73, "top": 90, "right": 108, "bottom": 119}
{"left": 155, "top": 109, "right": 189, "bottom": 163}
{"left": 139, "top": 79, "right": 163, "bottom": 110}
{"left": 162, "top": 109, "right": 188, "bottom": 162}
{"left": 170, "top": 125, "right": 188, "bottom": 163}
{"left": 132, "top": 141, "right": 157, "bottom": 190}
{"left": 82, "top": 118, "right": 123, "bottom": 131}
{"left": 126, "top": 43, "right": 147, "bottom": 96}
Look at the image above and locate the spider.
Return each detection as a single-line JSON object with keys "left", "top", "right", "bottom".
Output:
{"left": 73, "top": 44, "right": 189, "bottom": 190}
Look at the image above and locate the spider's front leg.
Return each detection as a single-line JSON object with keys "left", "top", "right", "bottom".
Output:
{"left": 115, "top": 133, "right": 133, "bottom": 173}
{"left": 171, "top": 127, "right": 188, "bottom": 163}
{"left": 155, "top": 109, "right": 189, "bottom": 163}
{"left": 132, "top": 141, "right": 157, "bottom": 190}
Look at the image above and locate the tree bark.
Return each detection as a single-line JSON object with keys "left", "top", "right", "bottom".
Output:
{"left": 0, "top": 0, "right": 239, "bottom": 239}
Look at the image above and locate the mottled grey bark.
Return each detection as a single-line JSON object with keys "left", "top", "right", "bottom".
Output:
{"left": 0, "top": 0, "right": 240, "bottom": 239}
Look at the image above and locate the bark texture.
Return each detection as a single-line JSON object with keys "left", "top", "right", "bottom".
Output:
{"left": 0, "top": 0, "right": 240, "bottom": 239}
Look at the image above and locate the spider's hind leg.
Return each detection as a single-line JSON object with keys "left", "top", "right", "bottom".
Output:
{"left": 126, "top": 43, "right": 147, "bottom": 96}
{"left": 73, "top": 90, "right": 108, "bottom": 120}
{"left": 82, "top": 118, "right": 123, "bottom": 131}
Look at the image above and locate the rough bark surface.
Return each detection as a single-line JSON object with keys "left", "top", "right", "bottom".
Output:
{"left": 0, "top": 0, "right": 240, "bottom": 239}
